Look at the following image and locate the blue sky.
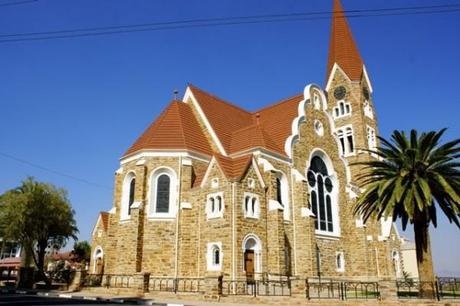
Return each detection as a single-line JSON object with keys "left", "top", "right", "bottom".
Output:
{"left": 0, "top": 0, "right": 459, "bottom": 275}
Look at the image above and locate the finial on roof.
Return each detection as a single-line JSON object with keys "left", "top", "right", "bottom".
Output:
{"left": 326, "top": 0, "right": 364, "bottom": 82}
{"left": 173, "top": 89, "right": 179, "bottom": 100}
{"left": 255, "top": 113, "right": 260, "bottom": 125}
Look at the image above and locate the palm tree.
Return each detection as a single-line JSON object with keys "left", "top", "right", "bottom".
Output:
{"left": 353, "top": 129, "right": 460, "bottom": 298}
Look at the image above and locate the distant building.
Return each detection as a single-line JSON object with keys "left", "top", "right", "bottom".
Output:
{"left": 400, "top": 237, "right": 419, "bottom": 279}
{"left": 91, "top": 0, "right": 402, "bottom": 283}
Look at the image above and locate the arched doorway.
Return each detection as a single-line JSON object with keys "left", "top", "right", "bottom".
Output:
{"left": 242, "top": 235, "right": 262, "bottom": 282}
{"left": 93, "top": 247, "right": 104, "bottom": 274}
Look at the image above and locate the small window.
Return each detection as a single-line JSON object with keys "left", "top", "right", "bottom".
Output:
{"left": 336, "top": 252, "right": 345, "bottom": 272}
{"left": 367, "top": 125, "right": 377, "bottom": 151}
{"left": 243, "top": 193, "right": 259, "bottom": 219}
{"left": 211, "top": 178, "right": 219, "bottom": 189}
{"left": 364, "top": 101, "right": 374, "bottom": 119}
{"left": 336, "top": 126, "right": 355, "bottom": 156}
{"left": 248, "top": 178, "right": 255, "bottom": 189}
{"left": 276, "top": 177, "right": 282, "bottom": 205}
{"left": 128, "top": 178, "right": 136, "bottom": 215}
{"left": 207, "top": 192, "right": 224, "bottom": 219}
{"left": 207, "top": 242, "right": 222, "bottom": 271}
{"left": 333, "top": 100, "right": 351, "bottom": 119}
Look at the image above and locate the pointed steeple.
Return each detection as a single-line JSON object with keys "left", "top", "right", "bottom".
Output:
{"left": 326, "top": 0, "right": 364, "bottom": 82}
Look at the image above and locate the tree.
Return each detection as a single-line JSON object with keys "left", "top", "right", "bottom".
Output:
{"left": 0, "top": 177, "right": 78, "bottom": 287}
{"left": 353, "top": 129, "right": 460, "bottom": 298}
{"left": 73, "top": 240, "right": 91, "bottom": 266}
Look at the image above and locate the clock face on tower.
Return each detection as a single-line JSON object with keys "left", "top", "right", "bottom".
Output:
{"left": 363, "top": 87, "right": 370, "bottom": 100}
{"left": 334, "top": 86, "right": 346, "bottom": 100}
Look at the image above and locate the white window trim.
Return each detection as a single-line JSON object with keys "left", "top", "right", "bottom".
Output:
{"left": 333, "top": 100, "right": 352, "bottom": 119}
{"left": 148, "top": 167, "right": 178, "bottom": 219}
{"left": 336, "top": 251, "right": 345, "bottom": 272}
{"left": 247, "top": 178, "right": 256, "bottom": 189}
{"left": 207, "top": 242, "right": 223, "bottom": 271}
{"left": 206, "top": 191, "right": 224, "bottom": 220}
{"left": 336, "top": 124, "right": 356, "bottom": 157}
{"left": 120, "top": 171, "right": 136, "bottom": 221}
{"left": 364, "top": 100, "right": 374, "bottom": 119}
{"left": 367, "top": 125, "right": 377, "bottom": 151}
{"left": 307, "top": 151, "right": 341, "bottom": 238}
{"left": 243, "top": 192, "right": 260, "bottom": 219}
{"left": 274, "top": 171, "right": 290, "bottom": 221}
{"left": 211, "top": 178, "right": 219, "bottom": 189}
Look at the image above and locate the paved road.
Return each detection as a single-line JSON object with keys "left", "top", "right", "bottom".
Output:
{"left": 0, "top": 293, "right": 141, "bottom": 305}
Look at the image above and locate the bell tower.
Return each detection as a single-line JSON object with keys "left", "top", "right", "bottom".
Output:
{"left": 325, "top": 0, "right": 378, "bottom": 182}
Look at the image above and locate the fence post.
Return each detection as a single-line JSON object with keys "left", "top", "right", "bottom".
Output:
{"left": 134, "top": 272, "right": 150, "bottom": 293}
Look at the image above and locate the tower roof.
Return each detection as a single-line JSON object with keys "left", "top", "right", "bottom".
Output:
{"left": 326, "top": 0, "right": 364, "bottom": 82}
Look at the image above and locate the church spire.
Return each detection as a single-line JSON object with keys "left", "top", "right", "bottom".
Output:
{"left": 326, "top": 0, "right": 364, "bottom": 83}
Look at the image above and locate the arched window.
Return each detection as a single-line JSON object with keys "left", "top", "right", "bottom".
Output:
{"left": 120, "top": 172, "right": 136, "bottom": 220}
{"left": 207, "top": 192, "right": 224, "bottom": 219}
{"left": 150, "top": 168, "right": 177, "bottom": 218}
{"left": 333, "top": 100, "right": 351, "bottom": 119}
{"left": 207, "top": 242, "right": 222, "bottom": 271}
{"left": 156, "top": 174, "right": 170, "bottom": 213}
{"left": 336, "top": 252, "right": 345, "bottom": 272}
{"left": 243, "top": 193, "right": 259, "bottom": 219}
{"left": 128, "top": 178, "right": 136, "bottom": 216}
{"left": 274, "top": 172, "right": 290, "bottom": 221}
{"left": 336, "top": 126, "right": 355, "bottom": 156}
{"left": 307, "top": 155, "right": 339, "bottom": 235}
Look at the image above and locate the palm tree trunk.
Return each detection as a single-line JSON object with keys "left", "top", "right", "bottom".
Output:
{"left": 414, "top": 220, "right": 436, "bottom": 299}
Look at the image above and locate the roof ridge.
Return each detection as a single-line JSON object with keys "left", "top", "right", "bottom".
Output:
{"left": 173, "top": 101, "right": 189, "bottom": 149}
{"left": 252, "top": 93, "right": 303, "bottom": 114}
{"left": 188, "top": 84, "right": 252, "bottom": 115}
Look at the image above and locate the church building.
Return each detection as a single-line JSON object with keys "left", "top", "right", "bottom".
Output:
{"left": 91, "top": 0, "right": 402, "bottom": 284}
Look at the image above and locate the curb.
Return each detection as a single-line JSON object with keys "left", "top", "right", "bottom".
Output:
{"left": 0, "top": 288, "right": 178, "bottom": 305}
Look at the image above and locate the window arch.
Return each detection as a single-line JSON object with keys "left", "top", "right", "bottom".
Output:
{"left": 333, "top": 100, "right": 351, "bottom": 119}
{"left": 243, "top": 193, "right": 259, "bottom": 219}
{"left": 336, "top": 125, "right": 355, "bottom": 156}
{"left": 120, "top": 172, "right": 136, "bottom": 220}
{"left": 207, "top": 192, "right": 224, "bottom": 219}
{"left": 207, "top": 242, "right": 222, "bottom": 271}
{"left": 274, "top": 172, "right": 290, "bottom": 221}
{"left": 149, "top": 167, "right": 177, "bottom": 218}
{"left": 307, "top": 152, "right": 340, "bottom": 236}
{"left": 336, "top": 252, "right": 345, "bottom": 272}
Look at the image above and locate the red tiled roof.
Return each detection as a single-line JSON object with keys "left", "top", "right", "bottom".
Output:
{"left": 124, "top": 101, "right": 213, "bottom": 157}
{"left": 215, "top": 154, "right": 253, "bottom": 180}
{"left": 254, "top": 94, "right": 304, "bottom": 156}
{"left": 188, "top": 85, "right": 254, "bottom": 154}
{"left": 326, "top": 0, "right": 364, "bottom": 81}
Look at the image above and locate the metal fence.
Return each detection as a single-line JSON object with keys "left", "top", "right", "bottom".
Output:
{"left": 438, "top": 277, "right": 459, "bottom": 299}
{"left": 397, "top": 278, "right": 460, "bottom": 300}
{"left": 221, "top": 278, "right": 291, "bottom": 297}
{"left": 306, "top": 278, "right": 379, "bottom": 300}
{"left": 149, "top": 277, "right": 204, "bottom": 293}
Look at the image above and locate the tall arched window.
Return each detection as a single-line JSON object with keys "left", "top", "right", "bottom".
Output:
{"left": 274, "top": 172, "right": 290, "bottom": 221}
{"left": 150, "top": 168, "right": 177, "bottom": 218}
{"left": 120, "top": 172, "right": 136, "bottom": 220}
{"left": 128, "top": 178, "right": 136, "bottom": 216}
{"left": 307, "top": 155, "right": 338, "bottom": 234}
{"left": 156, "top": 174, "right": 170, "bottom": 213}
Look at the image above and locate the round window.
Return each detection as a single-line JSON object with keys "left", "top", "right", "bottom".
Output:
{"left": 334, "top": 86, "right": 346, "bottom": 100}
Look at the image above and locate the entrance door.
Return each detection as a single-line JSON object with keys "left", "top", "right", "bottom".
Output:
{"left": 95, "top": 258, "right": 104, "bottom": 274}
{"left": 244, "top": 250, "right": 255, "bottom": 282}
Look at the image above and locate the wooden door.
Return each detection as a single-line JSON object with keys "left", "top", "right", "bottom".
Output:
{"left": 244, "top": 250, "right": 255, "bottom": 282}
{"left": 95, "top": 258, "right": 104, "bottom": 274}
